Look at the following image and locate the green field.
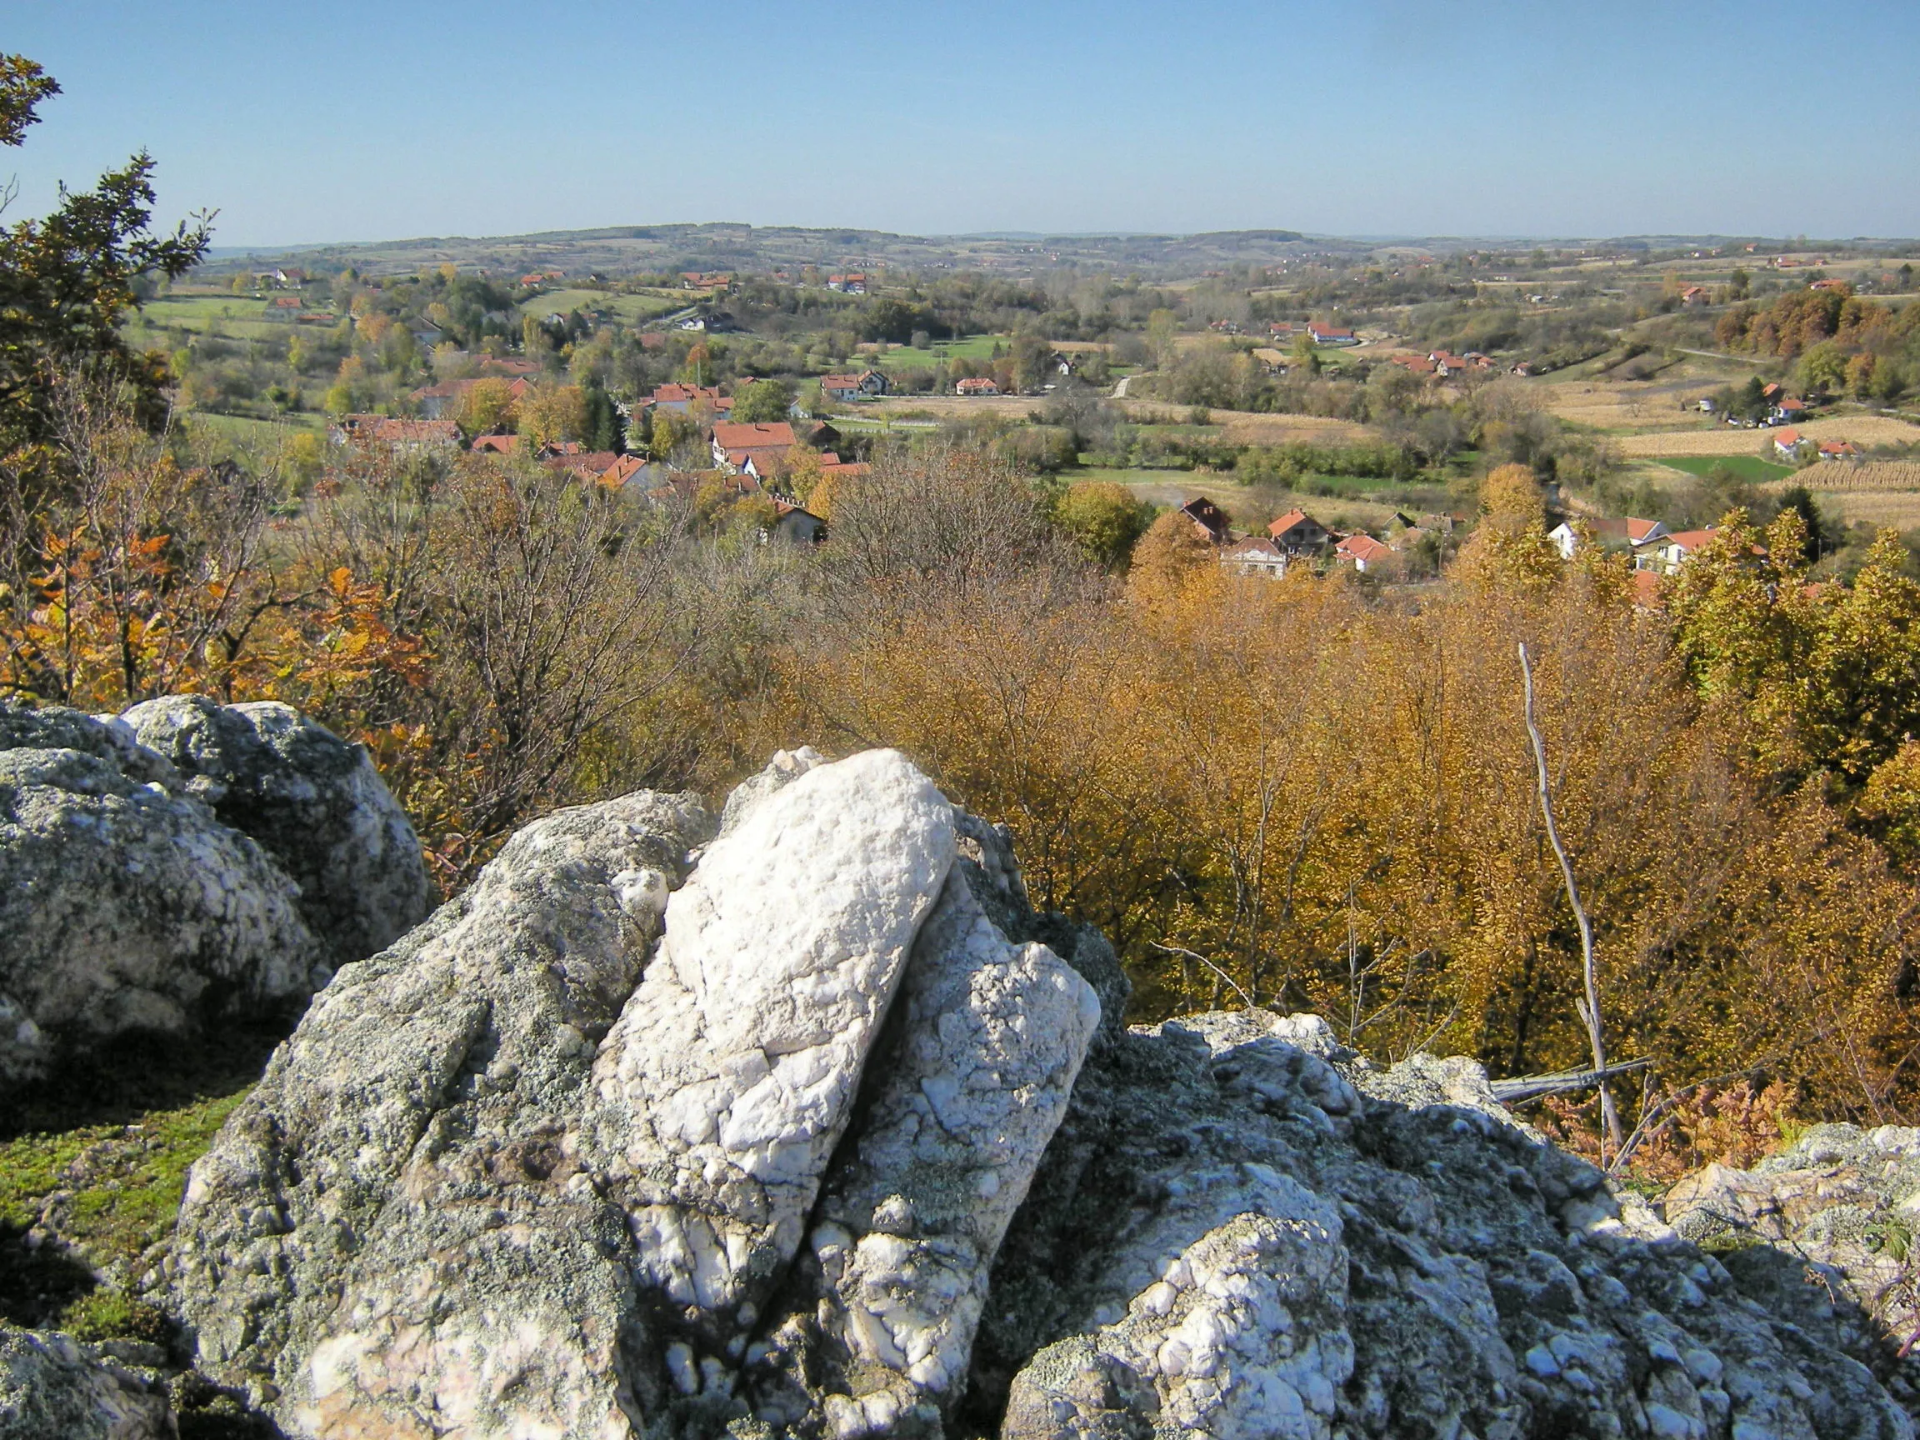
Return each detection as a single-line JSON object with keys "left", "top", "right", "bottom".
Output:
{"left": 878, "top": 334, "right": 1008, "bottom": 369}
{"left": 521, "top": 289, "right": 681, "bottom": 323}
{"left": 1656, "top": 454, "right": 1797, "bottom": 483}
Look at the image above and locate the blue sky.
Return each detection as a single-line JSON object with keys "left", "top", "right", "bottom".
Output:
{"left": 6, "top": 0, "right": 1918, "bottom": 248}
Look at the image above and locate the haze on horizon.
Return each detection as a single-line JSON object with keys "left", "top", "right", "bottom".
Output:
{"left": 8, "top": 0, "right": 1919, "bottom": 250}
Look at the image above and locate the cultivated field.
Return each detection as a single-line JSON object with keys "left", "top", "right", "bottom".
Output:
{"left": 1790, "top": 490, "right": 1920, "bottom": 530}
{"left": 1764, "top": 461, "right": 1920, "bottom": 492}
{"left": 1620, "top": 416, "right": 1920, "bottom": 458}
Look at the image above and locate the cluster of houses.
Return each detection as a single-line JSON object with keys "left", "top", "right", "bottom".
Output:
{"left": 1546, "top": 516, "right": 1765, "bottom": 599}
{"left": 1389, "top": 348, "right": 1497, "bottom": 378}
{"left": 1177, "top": 496, "right": 1412, "bottom": 578}
{"left": 1773, "top": 428, "right": 1859, "bottom": 462}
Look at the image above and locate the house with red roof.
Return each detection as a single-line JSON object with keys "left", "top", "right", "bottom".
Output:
{"left": 955, "top": 377, "right": 1001, "bottom": 396}
{"left": 1819, "top": 439, "right": 1859, "bottom": 460}
{"left": 1267, "top": 509, "right": 1333, "bottom": 554}
{"left": 470, "top": 434, "right": 520, "bottom": 456}
{"left": 772, "top": 500, "right": 826, "bottom": 545}
{"left": 711, "top": 421, "right": 799, "bottom": 476}
{"left": 826, "top": 274, "right": 868, "bottom": 294}
{"left": 648, "top": 384, "right": 733, "bottom": 415}
{"left": 1774, "top": 428, "right": 1805, "bottom": 459}
{"left": 1306, "top": 322, "right": 1358, "bottom": 346}
{"left": 1681, "top": 285, "right": 1711, "bottom": 307}
{"left": 820, "top": 371, "right": 889, "bottom": 402}
{"left": 330, "top": 416, "right": 462, "bottom": 453}
{"left": 1335, "top": 533, "right": 1393, "bottom": 573}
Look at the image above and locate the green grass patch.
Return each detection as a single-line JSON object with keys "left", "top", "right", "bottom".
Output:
{"left": 877, "top": 334, "right": 1008, "bottom": 369}
{"left": 1656, "top": 454, "right": 1797, "bottom": 483}
{"left": 0, "top": 1021, "right": 286, "bottom": 1336}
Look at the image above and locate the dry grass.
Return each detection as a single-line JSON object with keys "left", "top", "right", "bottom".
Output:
{"left": 1621, "top": 416, "right": 1920, "bottom": 458}
{"left": 1120, "top": 403, "right": 1380, "bottom": 447}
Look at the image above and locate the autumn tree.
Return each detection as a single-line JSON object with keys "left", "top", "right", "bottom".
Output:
{"left": 517, "top": 385, "right": 589, "bottom": 447}
{"left": 1055, "top": 482, "right": 1153, "bottom": 569}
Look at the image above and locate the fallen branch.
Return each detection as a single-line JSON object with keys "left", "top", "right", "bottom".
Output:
{"left": 1490, "top": 1058, "right": 1652, "bottom": 1104}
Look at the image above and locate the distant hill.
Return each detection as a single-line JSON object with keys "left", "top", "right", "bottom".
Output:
{"left": 196, "top": 223, "right": 1343, "bottom": 281}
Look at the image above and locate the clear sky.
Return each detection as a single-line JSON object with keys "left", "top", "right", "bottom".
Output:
{"left": 6, "top": 0, "right": 1918, "bottom": 248}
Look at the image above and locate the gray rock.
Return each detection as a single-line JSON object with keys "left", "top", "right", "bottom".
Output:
{"left": 983, "top": 1010, "right": 1915, "bottom": 1440}
{"left": 157, "top": 746, "right": 1920, "bottom": 1439}
{"left": 745, "top": 865, "right": 1101, "bottom": 1436}
{"left": 0, "top": 700, "right": 324, "bottom": 1085}
{"left": 0, "top": 1325, "right": 173, "bottom": 1440}
{"left": 168, "top": 787, "right": 713, "bottom": 1436}
{"left": 122, "top": 696, "right": 435, "bottom": 964}
{"left": 587, "top": 750, "right": 959, "bottom": 1367}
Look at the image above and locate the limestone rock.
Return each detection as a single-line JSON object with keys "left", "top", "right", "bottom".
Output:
{"left": 157, "top": 744, "right": 1920, "bottom": 1439}
{"left": 0, "top": 1326, "right": 173, "bottom": 1440}
{"left": 122, "top": 695, "right": 435, "bottom": 964}
{"left": 586, "top": 749, "right": 959, "bottom": 1366}
{"left": 168, "top": 788, "right": 713, "bottom": 1435}
{"left": 0, "top": 700, "right": 324, "bottom": 1085}
{"left": 745, "top": 865, "right": 1101, "bottom": 1436}
{"left": 1665, "top": 1122, "right": 1920, "bottom": 1393}
{"left": 984, "top": 1010, "right": 1916, "bottom": 1440}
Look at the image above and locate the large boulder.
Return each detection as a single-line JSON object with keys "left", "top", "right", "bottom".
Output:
{"left": 0, "top": 1325, "right": 172, "bottom": 1440}
{"left": 121, "top": 696, "right": 435, "bottom": 964}
{"left": 166, "top": 750, "right": 1104, "bottom": 1439}
{"left": 0, "top": 701, "right": 324, "bottom": 1086}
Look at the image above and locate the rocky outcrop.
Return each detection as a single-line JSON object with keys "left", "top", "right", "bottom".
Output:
{"left": 160, "top": 748, "right": 1920, "bottom": 1439}
{"left": 169, "top": 750, "right": 1101, "bottom": 1439}
{"left": 982, "top": 1014, "right": 1916, "bottom": 1440}
{"left": 122, "top": 695, "right": 435, "bottom": 964}
{"left": 0, "top": 1325, "right": 172, "bottom": 1440}
{"left": 0, "top": 696, "right": 428, "bottom": 1088}
{"left": 0, "top": 701, "right": 323, "bottom": 1085}
{"left": 1665, "top": 1123, "right": 1920, "bottom": 1392}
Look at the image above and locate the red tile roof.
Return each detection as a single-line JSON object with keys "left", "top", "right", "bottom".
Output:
{"left": 1775, "top": 428, "right": 1802, "bottom": 447}
{"left": 598, "top": 454, "right": 649, "bottom": 488}
{"left": 651, "top": 384, "right": 730, "bottom": 407}
{"left": 470, "top": 434, "right": 519, "bottom": 455}
{"left": 1336, "top": 534, "right": 1391, "bottom": 564}
{"left": 712, "top": 421, "right": 796, "bottom": 450}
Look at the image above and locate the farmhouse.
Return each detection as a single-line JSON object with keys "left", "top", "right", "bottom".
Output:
{"left": 1252, "top": 348, "right": 1290, "bottom": 374}
{"left": 330, "top": 416, "right": 462, "bottom": 453}
{"left": 827, "top": 274, "right": 868, "bottom": 294}
{"left": 470, "top": 434, "right": 519, "bottom": 456}
{"left": 1306, "top": 322, "right": 1358, "bottom": 346}
{"left": 711, "top": 420, "right": 799, "bottom": 476}
{"left": 1681, "top": 285, "right": 1711, "bottom": 307}
{"left": 1335, "top": 533, "right": 1393, "bottom": 573}
{"left": 1774, "top": 428, "right": 1805, "bottom": 459}
{"left": 1267, "top": 508, "right": 1333, "bottom": 554}
{"left": 1219, "top": 537, "right": 1290, "bottom": 579}
{"left": 820, "top": 371, "right": 890, "bottom": 401}
{"left": 771, "top": 501, "right": 826, "bottom": 545}
{"left": 1181, "top": 496, "right": 1233, "bottom": 546}
{"left": 1819, "top": 439, "right": 1859, "bottom": 460}
{"left": 648, "top": 384, "right": 733, "bottom": 414}
{"left": 1547, "top": 516, "right": 1669, "bottom": 560}
{"left": 955, "top": 377, "right": 1000, "bottom": 396}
